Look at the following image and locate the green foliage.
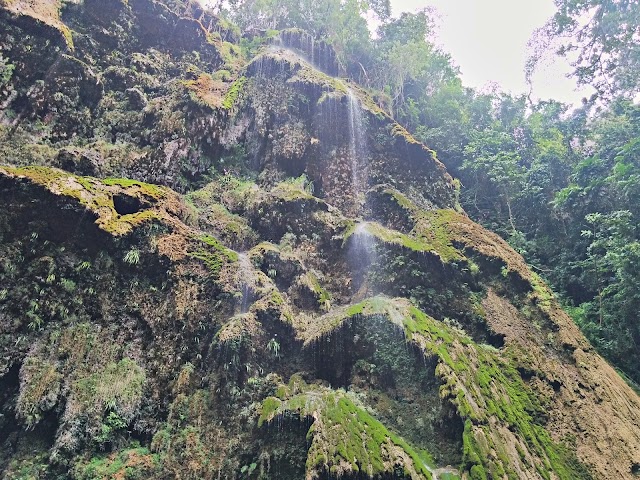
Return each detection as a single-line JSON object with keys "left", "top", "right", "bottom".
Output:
{"left": 0, "top": 53, "right": 15, "bottom": 87}
{"left": 123, "top": 248, "right": 141, "bottom": 265}
{"left": 408, "top": 84, "right": 640, "bottom": 384}
{"left": 73, "top": 447, "right": 161, "bottom": 480}
{"left": 266, "top": 337, "right": 281, "bottom": 358}
{"left": 528, "top": 0, "right": 640, "bottom": 99}
{"left": 225, "top": 0, "right": 385, "bottom": 67}
{"left": 95, "top": 411, "right": 129, "bottom": 444}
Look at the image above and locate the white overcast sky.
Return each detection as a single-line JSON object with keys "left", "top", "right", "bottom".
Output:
{"left": 388, "top": 0, "right": 594, "bottom": 105}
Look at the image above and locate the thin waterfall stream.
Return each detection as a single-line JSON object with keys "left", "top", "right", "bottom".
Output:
{"left": 348, "top": 222, "right": 377, "bottom": 297}
{"left": 236, "top": 253, "right": 255, "bottom": 314}
{"left": 346, "top": 87, "right": 369, "bottom": 207}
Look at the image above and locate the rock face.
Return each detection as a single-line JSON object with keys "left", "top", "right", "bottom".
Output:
{"left": 0, "top": 1, "right": 639, "bottom": 479}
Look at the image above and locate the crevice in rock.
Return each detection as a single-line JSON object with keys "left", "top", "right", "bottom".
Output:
{"left": 0, "top": 363, "right": 21, "bottom": 441}
{"left": 113, "top": 193, "right": 146, "bottom": 215}
{"left": 255, "top": 417, "right": 311, "bottom": 480}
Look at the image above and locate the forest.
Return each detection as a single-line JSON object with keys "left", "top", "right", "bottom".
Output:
{"left": 218, "top": 0, "right": 640, "bottom": 385}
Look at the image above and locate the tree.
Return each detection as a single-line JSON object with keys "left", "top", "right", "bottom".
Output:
{"left": 372, "top": 11, "right": 458, "bottom": 117}
{"left": 528, "top": 0, "right": 640, "bottom": 100}
{"left": 225, "top": 0, "right": 387, "bottom": 68}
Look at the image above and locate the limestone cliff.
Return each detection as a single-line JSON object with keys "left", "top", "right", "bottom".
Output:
{"left": 0, "top": 1, "right": 639, "bottom": 479}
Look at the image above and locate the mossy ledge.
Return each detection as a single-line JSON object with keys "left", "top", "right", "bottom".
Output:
{"left": 300, "top": 296, "right": 592, "bottom": 479}
{"left": 1, "top": 0, "right": 74, "bottom": 49}
{"left": 343, "top": 217, "right": 465, "bottom": 264}
{"left": 0, "top": 166, "right": 176, "bottom": 236}
{"left": 259, "top": 375, "right": 436, "bottom": 480}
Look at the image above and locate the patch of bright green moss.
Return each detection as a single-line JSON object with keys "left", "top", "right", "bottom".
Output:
{"left": 102, "top": 177, "right": 166, "bottom": 199}
{"left": 188, "top": 234, "right": 238, "bottom": 277}
{"left": 300, "top": 271, "right": 331, "bottom": 309}
{"left": 403, "top": 308, "right": 591, "bottom": 480}
{"left": 305, "top": 297, "right": 590, "bottom": 479}
{"left": 0, "top": 166, "right": 164, "bottom": 236}
{"left": 222, "top": 76, "right": 246, "bottom": 110}
{"left": 258, "top": 396, "right": 282, "bottom": 427}
{"left": 272, "top": 177, "right": 317, "bottom": 202}
{"left": 344, "top": 220, "right": 464, "bottom": 263}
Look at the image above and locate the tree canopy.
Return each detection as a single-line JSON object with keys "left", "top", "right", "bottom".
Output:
{"left": 527, "top": 0, "right": 640, "bottom": 101}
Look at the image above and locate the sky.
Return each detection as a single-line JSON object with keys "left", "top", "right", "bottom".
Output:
{"left": 388, "top": 0, "right": 594, "bottom": 106}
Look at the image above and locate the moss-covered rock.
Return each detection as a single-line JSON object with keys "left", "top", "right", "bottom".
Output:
{"left": 260, "top": 378, "right": 435, "bottom": 479}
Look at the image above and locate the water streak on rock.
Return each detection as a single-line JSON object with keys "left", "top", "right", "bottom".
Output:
{"left": 236, "top": 252, "right": 255, "bottom": 314}
{"left": 346, "top": 87, "right": 368, "bottom": 209}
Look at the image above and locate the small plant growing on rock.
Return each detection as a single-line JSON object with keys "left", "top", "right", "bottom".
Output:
{"left": 123, "top": 248, "right": 140, "bottom": 265}
{"left": 0, "top": 54, "right": 14, "bottom": 88}
{"left": 266, "top": 337, "right": 280, "bottom": 358}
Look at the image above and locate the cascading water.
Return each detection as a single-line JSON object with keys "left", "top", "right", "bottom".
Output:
{"left": 346, "top": 87, "right": 369, "bottom": 210}
{"left": 348, "top": 222, "right": 377, "bottom": 296}
{"left": 236, "top": 253, "right": 255, "bottom": 314}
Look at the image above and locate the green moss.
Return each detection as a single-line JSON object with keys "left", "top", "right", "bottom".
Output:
{"left": 306, "top": 297, "right": 591, "bottom": 479}
{"left": 222, "top": 76, "right": 246, "bottom": 110}
{"left": 305, "top": 271, "right": 331, "bottom": 306}
{"left": 344, "top": 220, "right": 464, "bottom": 263}
{"left": 218, "top": 41, "right": 245, "bottom": 71}
{"left": 2, "top": 0, "right": 74, "bottom": 49}
{"left": 258, "top": 397, "right": 282, "bottom": 427}
{"left": 529, "top": 272, "right": 554, "bottom": 313}
{"left": 272, "top": 177, "right": 316, "bottom": 201}
{"left": 384, "top": 188, "right": 418, "bottom": 213}
{"left": 405, "top": 310, "right": 590, "bottom": 479}
{"left": 73, "top": 359, "right": 146, "bottom": 415}
{"left": 102, "top": 177, "right": 166, "bottom": 199}
{"left": 189, "top": 234, "right": 238, "bottom": 278}
{"left": 390, "top": 123, "right": 422, "bottom": 145}
{"left": 259, "top": 382, "right": 433, "bottom": 479}
{"left": 0, "top": 166, "right": 164, "bottom": 236}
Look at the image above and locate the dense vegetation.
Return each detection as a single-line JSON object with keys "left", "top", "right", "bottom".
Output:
{"left": 219, "top": 0, "right": 640, "bottom": 385}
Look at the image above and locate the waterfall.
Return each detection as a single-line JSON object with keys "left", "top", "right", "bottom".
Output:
{"left": 346, "top": 87, "right": 368, "bottom": 208}
{"left": 236, "top": 253, "right": 255, "bottom": 314}
{"left": 348, "top": 222, "right": 377, "bottom": 296}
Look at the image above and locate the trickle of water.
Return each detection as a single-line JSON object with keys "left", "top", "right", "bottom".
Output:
{"left": 348, "top": 223, "right": 377, "bottom": 293}
{"left": 346, "top": 88, "right": 369, "bottom": 206}
{"left": 236, "top": 253, "right": 255, "bottom": 314}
